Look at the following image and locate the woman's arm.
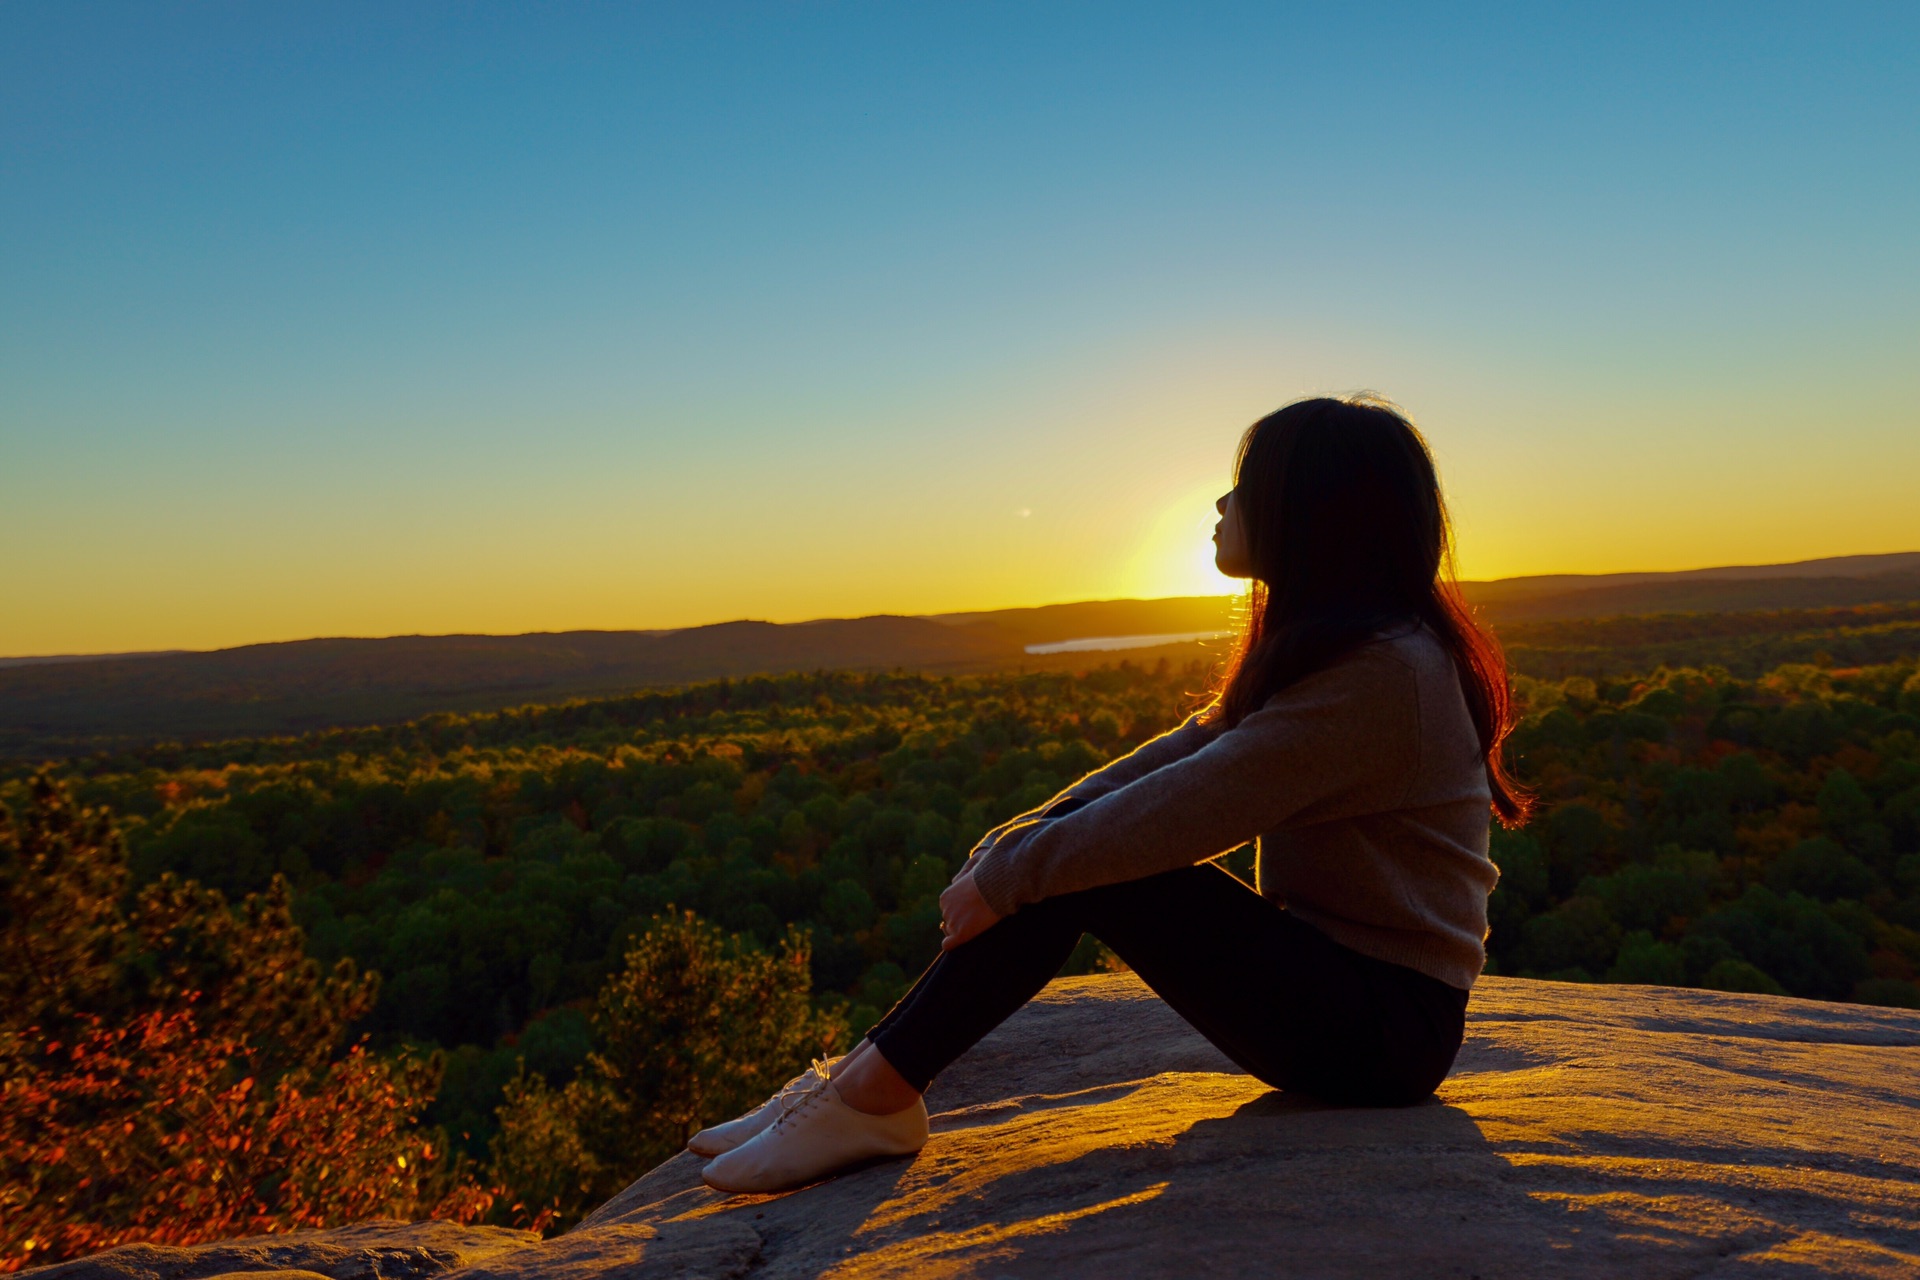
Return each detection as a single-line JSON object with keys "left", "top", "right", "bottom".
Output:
{"left": 968, "top": 654, "right": 1419, "bottom": 916}
{"left": 964, "top": 709, "right": 1218, "bottom": 864}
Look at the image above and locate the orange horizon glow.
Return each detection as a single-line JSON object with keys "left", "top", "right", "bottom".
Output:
{"left": 14, "top": 360, "right": 1918, "bottom": 658}
{"left": 10, "top": 530, "right": 1919, "bottom": 660}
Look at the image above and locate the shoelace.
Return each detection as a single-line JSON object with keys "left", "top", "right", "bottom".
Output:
{"left": 769, "top": 1057, "right": 835, "bottom": 1132}
{"left": 761, "top": 1062, "right": 822, "bottom": 1111}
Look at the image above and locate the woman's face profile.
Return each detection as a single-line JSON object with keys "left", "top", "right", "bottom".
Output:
{"left": 1213, "top": 490, "right": 1253, "bottom": 579}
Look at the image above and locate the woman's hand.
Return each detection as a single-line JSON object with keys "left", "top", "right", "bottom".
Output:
{"left": 938, "top": 870, "right": 1002, "bottom": 951}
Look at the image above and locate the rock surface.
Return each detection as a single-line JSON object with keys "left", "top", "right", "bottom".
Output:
{"left": 586, "top": 974, "right": 1920, "bottom": 1278}
{"left": 41, "top": 975, "right": 1920, "bottom": 1278}
{"left": 32, "top": 1220, "right": 539, "bottom": 1280}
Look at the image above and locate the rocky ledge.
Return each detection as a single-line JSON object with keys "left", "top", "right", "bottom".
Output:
{"left": 43, "top": 974, "right": 1920, "bottom": 1279}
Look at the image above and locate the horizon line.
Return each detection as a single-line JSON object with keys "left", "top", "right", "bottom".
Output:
{"left": 5, "top": 548, "right": 1917, "bottom": 665}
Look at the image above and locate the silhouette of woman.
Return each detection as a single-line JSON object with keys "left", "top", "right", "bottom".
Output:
{"left": 691, "top": 394, "right": 1531, "bottom": 1193}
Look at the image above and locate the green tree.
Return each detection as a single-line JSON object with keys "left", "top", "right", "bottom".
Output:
{"left": 1700, "top": 957, "right": 1788, "bottom": 995}
{"left": 1899, "top": 671, "right": 1920, "bottom": 716}
{"left": 1518, "top": 896, "right": 1621, "bottom": 979}
{"left": 1699, "top": 887, "right": 1870, "bottom": 1000}
{"left": 0, "top": 773, "right": 126, "bottom": 1034}
{"left": 1817, "top": 766, "right": 1890, "bottom": 867}
{"left": 490, "top": 910, "right": 845, "bottom": 1228}
{"left": 1586, "top": 856, "right": 1710, "bottom": 936}
{"left": 1767, "top": 838, "right": 1876, "bottom": 902}
{"left": 1608, "top": 931, "right": 1685, "bottom": 985}
{"left": 1542, "top": 805, "right": 1613, "bottom": 897}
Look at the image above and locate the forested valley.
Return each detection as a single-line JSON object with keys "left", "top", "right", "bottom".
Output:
{"left": 6, "top": 605, "right": 1920, "bottom": 1266}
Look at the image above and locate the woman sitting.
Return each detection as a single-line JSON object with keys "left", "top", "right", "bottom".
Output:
{"left": 690, "top": 393, "right": 1529, "bottom": 1194}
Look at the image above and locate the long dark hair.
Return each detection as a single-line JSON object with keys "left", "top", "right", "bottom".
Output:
{"left": 1207, "top": 394, "right": 1531, "bottom": 827}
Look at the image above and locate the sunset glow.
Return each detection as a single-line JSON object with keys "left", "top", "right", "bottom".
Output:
{"left": 2, "top": 6, "right": 1916, "bottom": 655}
{"left": 1124, "top": 484, "right": 1240, "bottom": 603}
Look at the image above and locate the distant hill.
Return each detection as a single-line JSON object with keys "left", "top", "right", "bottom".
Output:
{"left": 0, "top": 649, "right": 190, "bottom": 670}
{"left": 3, "top": 551, "right": 1917, "bottom": 759}
{"left": 1461, "top": 552, "right": 1920, "bottom": 621}
{"left": 0, "top": 620, "right": 1025, "bottom": 759}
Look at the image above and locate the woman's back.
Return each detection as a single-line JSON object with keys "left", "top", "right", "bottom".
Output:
{"left": 1253, "top": 623, "right": 1497, "bottom": 990}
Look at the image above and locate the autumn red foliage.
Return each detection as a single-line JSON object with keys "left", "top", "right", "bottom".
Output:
{"left": 0, "top": 775, "right": 494, "bottom": 1272}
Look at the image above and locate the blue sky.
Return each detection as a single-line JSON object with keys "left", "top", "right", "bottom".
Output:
{"left": 3, "top": 3, "right": 1916, "bottom": 653}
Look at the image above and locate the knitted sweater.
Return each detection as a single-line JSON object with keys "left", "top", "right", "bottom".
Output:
{"left": 967, "top": 624, "right": 1499, "bottom": 990}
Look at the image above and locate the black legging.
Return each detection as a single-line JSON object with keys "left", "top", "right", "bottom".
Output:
{"left": 867, "top": 862, "right": 1469, "bottom": 1106}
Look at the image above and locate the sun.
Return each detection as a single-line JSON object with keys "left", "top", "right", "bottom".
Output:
{"left": 1124, "top": 484, "right": 1241, "bottom": 600}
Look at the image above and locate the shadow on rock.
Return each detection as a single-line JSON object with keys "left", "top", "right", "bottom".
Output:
{"left": 564, "top": 973, "right": 1920, "bottom": 1278}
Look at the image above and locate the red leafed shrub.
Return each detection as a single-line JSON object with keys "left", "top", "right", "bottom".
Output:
{"left": 0, "top": 776, "right": 493, "bottom": 1272}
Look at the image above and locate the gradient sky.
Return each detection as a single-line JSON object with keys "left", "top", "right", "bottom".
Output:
{"left": 4, "top": 3, "right": 1917, "bottom": 655}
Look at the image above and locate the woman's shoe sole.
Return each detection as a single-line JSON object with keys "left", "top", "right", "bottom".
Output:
{"left": 699, "top": 1148, "right": 918, "bottom": 1195}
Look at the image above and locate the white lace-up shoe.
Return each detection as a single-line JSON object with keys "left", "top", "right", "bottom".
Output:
{"left": 686, "top": 1057, "right": 845, "bottom": 1157}
{"left": 700, "top": 1064, "right": 928, "bottom": 1193}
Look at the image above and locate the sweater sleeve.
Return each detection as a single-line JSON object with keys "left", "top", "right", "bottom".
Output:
{"left": 962, "top": 710, "right": 1218, "bottom": 863}
{"left": 968, "top": 653, "right": 1419, "bottom": 916}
